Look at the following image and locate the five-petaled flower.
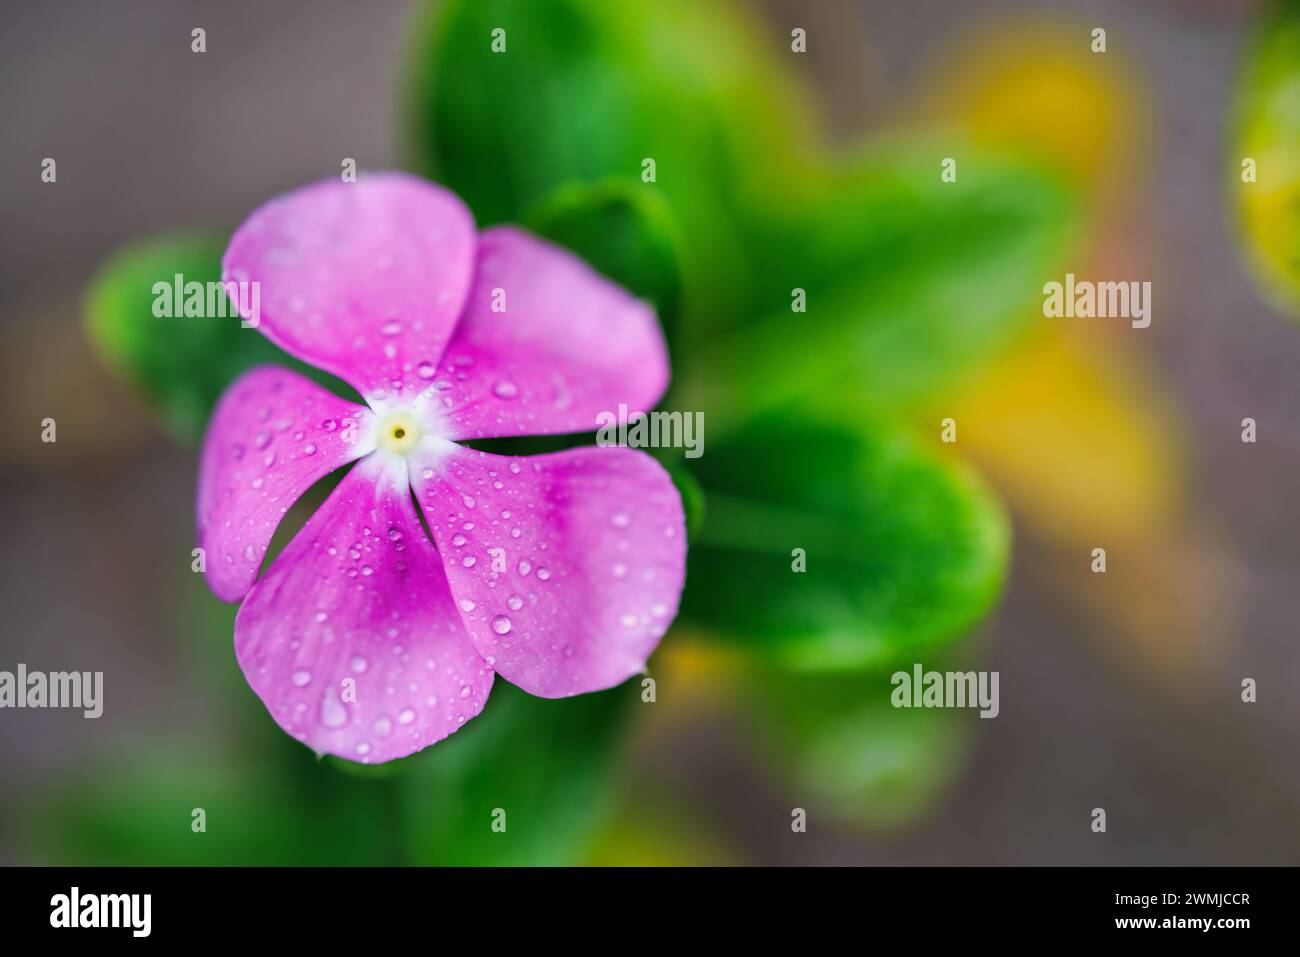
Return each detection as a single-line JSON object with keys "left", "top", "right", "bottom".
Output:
{"left": 197, "top": 173, "right": 685, "bottom": 763}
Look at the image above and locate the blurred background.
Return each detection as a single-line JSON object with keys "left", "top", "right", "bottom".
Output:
{"left": 2, "top": 0, "right": 1299, "bottom": 865}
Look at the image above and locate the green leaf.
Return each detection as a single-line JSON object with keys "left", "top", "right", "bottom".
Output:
{"left": 658, "top": 453, "right": 706, "bottom": 543}
{"left": 522, "top": 178, "right": 685, "bottom": 351}
{"left": 397, "top": 681, "right": 633, "bottom": 865}
{"left": 680, "top": 409, "right": 1009, "bottom": 671}
{"left": 682, "top": 141, "right": 1080, "bottom": 420}
{"left": 743, "top": 665, "right": 972, "bottom": 831}
{"left": 85, "top": 235, "right": 347, "bottom": 443}
{"left": 403, "top": 0, "right": 817, "bottom": 323}
{"left": 23, "top": 753, "right": 401, "bottom": 865}
{"left": 1230, "top": 0, "right": 1300, "bottom": 318}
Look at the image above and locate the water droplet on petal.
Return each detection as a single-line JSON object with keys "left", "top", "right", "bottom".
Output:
{"left": 320, "top": 690, "right": 347, "bottom": 728}
{"left": 492, "top": 615, "right": 512, "bottom": 635}
{"left": 291, "top": 670, "right": 312, "bottom": 687}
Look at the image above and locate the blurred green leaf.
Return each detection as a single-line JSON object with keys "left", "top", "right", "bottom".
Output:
{"left": 522, "top": 178, "right": 685, "bottom": 351}
{"left": 404, "top": 0, "right": 817, "bottom": 324}
{"left": 683, "top": 142, "right": 1080, "bottom": 420}
{"left": 85, "top": 235, "right": 346, "bottom": 443}
{"left": 681, "top": 410, "right": 1009, "bottom": 671}
{"left": 398, "top": 681, "right": 633, "bottom": 865}
{"left": 1231, "top": 0, "right": 1300, "bottom": 318}
{"left": 744, "top": 665, "right": 972, "bottom": 830}
{"left": 25, "top": 753, "right": 400, "bottom": 865}
{"left": 658, "top": 453, "right": 706, "bottom": 543}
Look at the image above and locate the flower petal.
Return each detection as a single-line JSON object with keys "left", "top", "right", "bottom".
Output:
{"left": 197, "top": 366, "right": 376, "bottom": 602}
{"left": 409, "top": 443, "right": 686, "bottom": 697}
{"left": 222, "top": 173, "right": 477, "bottom": 402}
{"left": 234, "top": 460, "right": 494, "bottom": 763}
{"left": 436, "top": 227, "right": 669, "bottom": 440}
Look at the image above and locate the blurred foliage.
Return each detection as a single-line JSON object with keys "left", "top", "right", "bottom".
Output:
{"left": 744, "top": 664, "right": 972, "bottom": 830}
{"left": 399, "top": 682, "right": 632, "bottom": 865}
{"left": 684, "top": 410, "right": 1008, "bottom": 672}
{"left": 1232, "top": 0, "right": 1300, "bottom": 319}
{"left": 692, "top": 143, "right": 1077, "bottom": 423}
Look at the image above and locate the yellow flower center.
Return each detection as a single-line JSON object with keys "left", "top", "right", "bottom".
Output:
{"left": 378, "top": 412, "right": 421, "bottom": 455}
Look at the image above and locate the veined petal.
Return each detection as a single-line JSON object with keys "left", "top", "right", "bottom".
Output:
{"left": 409, "top": 444, "right": 686, "bottom": 697}
{"left": 222, "top": 173, "right": 476, "bottom": 402}
{"left": 234, "top": 460, "right": 494, "bottom": 763}
{"left": 197, "top": 366, "right": 376, "bottom": 602}
{"left": 435, "top": 227, "right": 669, "bottom": 440}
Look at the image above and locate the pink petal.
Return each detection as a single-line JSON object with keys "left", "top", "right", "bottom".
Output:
{"left": 436, "top": 227, "right": 669, "bottom": 440}
{"left": 234, "top": 459, "right": 494, "bottom": 763}
{"left": 222, "top": 173, "right": 477, "bottom": 403}
{"left": 197, "top": 366, "right": 376, "bottom": 603}
{"left": 409, "top": 443, "right": 686, "bottom": 697}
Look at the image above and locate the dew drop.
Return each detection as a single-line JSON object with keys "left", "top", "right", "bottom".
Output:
{"left": 320, "top": 690, "right": 347, "bottom": 728}
{"left": 492, "top": 615, "right": 512, "bottom": 635}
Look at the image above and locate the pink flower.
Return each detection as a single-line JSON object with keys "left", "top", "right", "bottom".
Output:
{"left": 197, "top": 173, "right": 685, "bottom": 763}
